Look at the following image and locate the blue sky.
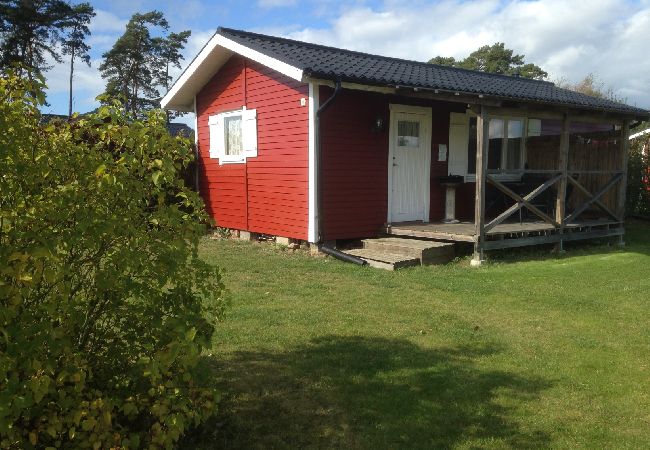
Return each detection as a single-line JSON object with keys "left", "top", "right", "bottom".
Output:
{"left": 42, "top": 0, "right": 650, "bottom": 121}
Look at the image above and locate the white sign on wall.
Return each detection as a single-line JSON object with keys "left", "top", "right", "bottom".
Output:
{"left": 438, "top": 144, "right": 448, "bottom": 162}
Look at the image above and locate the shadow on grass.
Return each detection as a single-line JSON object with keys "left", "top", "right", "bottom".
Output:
{"left": 182, "top": 336, "right": 552, "bottom": 449}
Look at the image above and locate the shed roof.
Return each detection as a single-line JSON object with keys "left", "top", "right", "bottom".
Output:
{"left": 162, "top": 27, "right": 650, "bottom": 119}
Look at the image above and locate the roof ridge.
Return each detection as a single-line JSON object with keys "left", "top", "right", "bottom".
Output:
{"left": 217, "top": 27, "right": 555, "bottom": 86}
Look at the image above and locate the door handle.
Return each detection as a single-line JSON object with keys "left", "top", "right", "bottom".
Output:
{"left": 393, "top": 163, "right": 399, "bottom": 167}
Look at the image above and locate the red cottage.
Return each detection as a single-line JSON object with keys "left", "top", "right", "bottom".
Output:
{"left": 162, "top": 28, "right": 649, "bottom": 266}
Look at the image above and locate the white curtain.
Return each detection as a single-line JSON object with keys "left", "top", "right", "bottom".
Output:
{"left": 225, "top": 116, "right": 242, "bottom": 156}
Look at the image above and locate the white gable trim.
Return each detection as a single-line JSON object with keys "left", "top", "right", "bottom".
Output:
{"left": 630, "top": 128, "right": 650, "bottom": 140}
{"left": 161, "top": 33, "right": 304, "bottom": 111}
{"left": 216, "top": 35, "right": 304, "bottom": 82}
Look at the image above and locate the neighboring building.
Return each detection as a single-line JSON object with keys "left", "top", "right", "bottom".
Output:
{"left": 40, "top": 113, "right": 70, "bottom": 123}
{"left": 630, "top": 128, "right": 650, "bottom": 192}
{"left": 42, "top": 112, "right": 193, "bottom": 138}
{"left": 167, "top": 122, "right": 194, "bottom": 138}
{"left": 162, "top": 27, "right": 649, "bottom": 264}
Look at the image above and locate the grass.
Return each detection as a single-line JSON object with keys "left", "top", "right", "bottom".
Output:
{"left": 183, "top": 222, "right": 650, "bottom": 449}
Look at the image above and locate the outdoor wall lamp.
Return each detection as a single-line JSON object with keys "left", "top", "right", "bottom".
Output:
{"left": 372, "top": 116, "right": 385, "bottom": 133}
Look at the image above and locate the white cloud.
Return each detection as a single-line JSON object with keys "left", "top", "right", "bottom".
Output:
{"left": 257, "top": 0, "right": 297, "bottom": 8}
{"left": 90, "top": 10, "right": 127, "bottom": 34}
{"left": 285, "top": 0, "right": 650, "bottom": 108}
{"left": 185, "top": 29, "right": 217, "bottom": 60}
{"left": 44, "top": 54, "right": 106, "bottom": 112}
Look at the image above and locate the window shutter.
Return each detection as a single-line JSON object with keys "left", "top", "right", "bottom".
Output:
{"left": 448, "top": 112, "right": 469, "bottom": 177}
{"left": 242, "top": 108, "right": 258, "bottom": 157}
{"left": 208, "top": 114, "right": 224, "bottom": 159}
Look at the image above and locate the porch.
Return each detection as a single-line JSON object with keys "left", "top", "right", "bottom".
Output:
{"left": 388, "top": 218, "right": 624, "bottom": 250}
{"left": 441, "top": 106, "right": 632, "bottom": 265}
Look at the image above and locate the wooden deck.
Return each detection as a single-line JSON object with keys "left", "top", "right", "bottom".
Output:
{"left": 388, "top": 219, "right": 624, "bottom": 249}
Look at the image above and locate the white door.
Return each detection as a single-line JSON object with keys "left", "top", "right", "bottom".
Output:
{"left": 389, "top": 105, "right": 432, "bottom": 223}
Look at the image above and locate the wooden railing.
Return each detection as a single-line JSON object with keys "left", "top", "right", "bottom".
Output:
{"left": 484, "top": 174, "right": 562, "bottom": 232}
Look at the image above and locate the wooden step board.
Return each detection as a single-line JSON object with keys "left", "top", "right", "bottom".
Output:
{"left": 343, "top": 248, "right": 420, "bottom": 271}
{"left": 342, "top": 237, "right": 455, "bottom": 270}
{"left": 362, "top": 237, "right": 455, "bottom": 265}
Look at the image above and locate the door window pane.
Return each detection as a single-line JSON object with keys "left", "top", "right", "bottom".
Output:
{"left": 398, "top": 120, "right": 420, "bottom": 147}
{"left": 225, "top": 115, "right": 242, "bottom": 156}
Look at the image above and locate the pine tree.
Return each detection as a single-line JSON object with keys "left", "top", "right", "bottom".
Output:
{"left": 61, "top": 2, "right": 94, "bottom": 117}
{"left": 154, "top": 30, "right": 190, "bottom": 122}
{"left": 428, "top": 43, "right": 548, "bottom": 80}
{"left": 0, "top": 0, "right": 94, "bottom": 80}
{"left": 99, "top": 11, "right": 190, "bottom": 116}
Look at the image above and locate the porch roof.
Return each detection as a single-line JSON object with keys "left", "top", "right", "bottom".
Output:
{"left": 218, "top": 28, "right": 647, "bottom": 118}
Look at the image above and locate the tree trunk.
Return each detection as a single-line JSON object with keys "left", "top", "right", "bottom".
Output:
{"left": 132, "top": 81, "right": 138, "bottom": 114}
{"left": 165, "top": 60, "right": 170, "bottom": 125}
{"left": 26, "top": 41, "right": 34, "bottom": 82}
{"left": 68, "top": 47, "right": 75, "bottom": 118}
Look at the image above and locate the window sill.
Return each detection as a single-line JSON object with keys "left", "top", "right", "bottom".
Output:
{"left": 209, "top": 153, "right": 246, "bottom": 164}
{"left": 219, "top": 156, "right": 246, "bottom": 165}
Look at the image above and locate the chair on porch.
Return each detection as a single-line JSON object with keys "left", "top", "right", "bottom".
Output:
{"left": 517, "top": 173, "right": 554, "bottom": 221}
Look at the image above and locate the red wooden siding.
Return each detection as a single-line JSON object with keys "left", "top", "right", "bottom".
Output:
{"left": 319, "top": 87, "right": 465, "bottom": 240}
{"left": 429, "top": 108, "right": 452, "bottom": 221}
{"left": 319, "top": 88, "right": 389, "bottom": 240}
{"left": 196, "top": 56, "right": 309, "bottom": 239}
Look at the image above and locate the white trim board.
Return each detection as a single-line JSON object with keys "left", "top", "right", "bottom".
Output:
{"left": 193, "top": 96, "right": 198, "bottom": 146}
{"left": 161, "top": 33, "right": 304, "bottom": 111}
{"left": 308, "top": 82, "right": 319, "bottom": 243}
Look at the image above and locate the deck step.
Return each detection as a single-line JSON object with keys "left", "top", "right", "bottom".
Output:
{"left": 361, "top": 237, "right": 455, "bottom": 265}
{"left": 342, "top": 248, "right": 420, "bottom": 271}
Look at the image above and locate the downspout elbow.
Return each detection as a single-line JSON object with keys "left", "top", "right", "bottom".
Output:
{"left": 317, "top": 80, "right": 342, "bottom": 116}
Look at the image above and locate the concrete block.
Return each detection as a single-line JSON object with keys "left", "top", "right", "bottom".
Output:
{"left": 239, "top": 231, "right": 258, "bottom": 241}
{"left": 470, "top": 256, "right": 485, "bottom": 267}
{"left": 275, "top": 236, "right": 291, "bottom": 245}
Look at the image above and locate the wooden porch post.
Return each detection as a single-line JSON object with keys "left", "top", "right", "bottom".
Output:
{"left": 616, "top": 120, "right": 631, "bottom": 245}
{"left": 555, "top": 113, "right": 570, "bottom": 252}
{"left": 471, "top": 106, "right": 489, "bottom": 266}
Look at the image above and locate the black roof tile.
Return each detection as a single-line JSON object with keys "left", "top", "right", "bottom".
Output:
{"left": 219, "top": 27, "right": 649, "bottom": 117}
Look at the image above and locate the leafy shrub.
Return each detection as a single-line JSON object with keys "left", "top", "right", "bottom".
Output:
{"left": 0, "top": 72, "right": 224, "bottom": 448}
{"left": 627, "top": 133, "right": 650, "bottom": 216}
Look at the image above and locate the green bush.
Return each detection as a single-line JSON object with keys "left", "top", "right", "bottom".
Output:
{"left": 627, "top": 134, "right": 650, "bottom": 216}
{"left": 0, "top": 72, "right": 224, "bottom": 449}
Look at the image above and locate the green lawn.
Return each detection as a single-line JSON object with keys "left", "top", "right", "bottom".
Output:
{"left": 185, "top": 222, "right": 650, "bottom": 449}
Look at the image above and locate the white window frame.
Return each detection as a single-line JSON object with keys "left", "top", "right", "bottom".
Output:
{"left": 208, "top": 106, "right": 257, "bottom": 165}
